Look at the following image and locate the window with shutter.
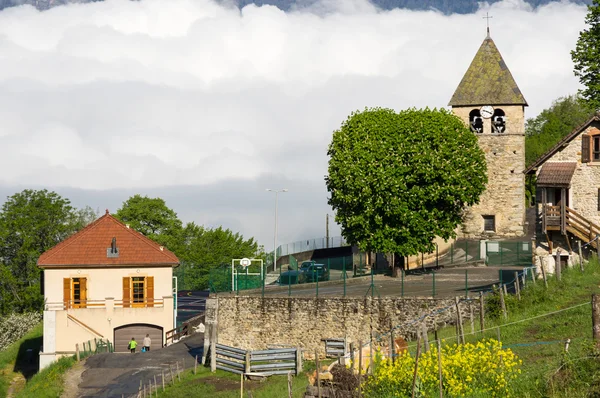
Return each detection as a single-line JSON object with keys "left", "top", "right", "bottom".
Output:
{"left": 63, "top": 278, "right": 71, "bottom": 309}
{"left": 582, "top": 134, "right": 591, "bottom": 163}
{"left": 147, "top": 277, "right": 154, "bottom": 308}
{"left": 122, "top": 277, "right": 131, "bottom": 308}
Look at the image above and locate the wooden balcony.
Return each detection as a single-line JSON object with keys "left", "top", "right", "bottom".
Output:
{"left": 542, "top": 204, "right": 600, "bottom": 249}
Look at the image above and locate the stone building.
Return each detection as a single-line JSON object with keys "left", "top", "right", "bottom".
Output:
{"left": 449, "top": 31, "right": 527, "bottom": 239}
{"left": 525, "top": 114, "right": 600, "bottom": 252}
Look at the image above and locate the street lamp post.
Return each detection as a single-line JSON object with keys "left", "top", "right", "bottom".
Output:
{"left": 266, "top": 189, "right": 288, "bottom": 273}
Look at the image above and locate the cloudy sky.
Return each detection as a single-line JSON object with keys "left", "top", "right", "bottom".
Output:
{"left": 0, "top": 0, "right": 588, "bottom": 251}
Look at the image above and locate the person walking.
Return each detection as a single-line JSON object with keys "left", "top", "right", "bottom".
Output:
{"left": 128, "top": 337, "right": 137, "bottom": 353}
{"left": 143, "top": 334, "right": 151, "bottom": 352}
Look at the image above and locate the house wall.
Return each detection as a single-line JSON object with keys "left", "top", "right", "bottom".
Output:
{"left": 535, "top": 123, "right": 600, "bottom": 227}
{"left": 452, "top": 105, "right": 526, "bottom": 238}
{"left": 40, "top": 266, "right": 175, "bottom": 370}
{"left": 44, "top": 266, "right": 174, "bottom": 304}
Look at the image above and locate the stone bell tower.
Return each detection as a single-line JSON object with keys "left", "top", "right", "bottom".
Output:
{"left": 449, "top": 30, "right": 527, "bottom": 238}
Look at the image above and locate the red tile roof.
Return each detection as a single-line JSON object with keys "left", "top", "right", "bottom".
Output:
{"left": 38, "top": 210, "right": 179, "bottom": 268}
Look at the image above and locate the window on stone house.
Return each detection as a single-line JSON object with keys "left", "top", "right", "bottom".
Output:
{"left": 483, "top": 215, "right": 496, "bottom": 232}
{"left": 594, "top": 136, "right": 600, "bottom": 161}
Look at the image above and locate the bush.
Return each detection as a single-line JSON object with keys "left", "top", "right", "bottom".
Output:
{"left": 0, "top": 313, "right": 42, "bottom": 352}
{"left": 363, "top": 339, "right": 522, "bottom": 397}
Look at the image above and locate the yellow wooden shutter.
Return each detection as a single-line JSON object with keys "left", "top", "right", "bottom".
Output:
{"left": 122, "top": 277, "right": 131, "bottom": 308}
{"left": 147, "top": 276, "right": 154, "bottom": 308}
{"left": 63, "top": 278, "right": 71, "bottom": 309}
{"left": 80, "top": 278, "right": 87, "bottom": 308}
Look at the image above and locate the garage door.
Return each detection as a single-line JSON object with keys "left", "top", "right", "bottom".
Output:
{"left": 114, "top": 324, "right": 163, "bottom": 353}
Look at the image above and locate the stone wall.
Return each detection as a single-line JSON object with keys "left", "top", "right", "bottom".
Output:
{"left": 535, "top": 122, "right": 600, "bottom": 228}
{"left": 207, "top": 295, "right": 478, "bottom": 359}
{"left": 452, "top": 105, "right": 526, "bottom": 239}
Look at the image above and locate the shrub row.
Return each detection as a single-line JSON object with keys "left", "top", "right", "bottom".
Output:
{"left": 0, "top": 312, "right": 42, "bottom": 352}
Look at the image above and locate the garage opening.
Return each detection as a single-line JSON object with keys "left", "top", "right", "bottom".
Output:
{"left": 113, "top": 324, "right": 163, "bottom": 353}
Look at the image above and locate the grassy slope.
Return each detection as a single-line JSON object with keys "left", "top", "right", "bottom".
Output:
{"left": 0, "top": 324, "right": 43, "bottom": 397}
{"left": 424, "top": 260, "right": 600, "bottom": 397}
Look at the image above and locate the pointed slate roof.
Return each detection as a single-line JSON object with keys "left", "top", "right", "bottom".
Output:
{"left": 448, "top": 34, "right": 528, "bottom": 107}
{"left": 38, "top": 210, "right": 179, "bottom": 268}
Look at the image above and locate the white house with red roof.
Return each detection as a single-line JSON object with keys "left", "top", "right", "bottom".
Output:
{"left": 37, "top": 210, "right": 179, "bottom": 369}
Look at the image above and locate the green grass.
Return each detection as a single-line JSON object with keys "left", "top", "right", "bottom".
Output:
{"left": 14, "top": 356, "right": 75, "bottom": 398}
{"left": 153, "top": 366, "right": 310, "bottom": 398}
{"left": 0, "top": 323, "right": 78, "bottom": 398}
{"left": 0, "top": 323, "right": 43, "bottom": 397}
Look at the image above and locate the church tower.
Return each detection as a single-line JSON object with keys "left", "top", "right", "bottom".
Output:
{"left": 449, "top": 31, "right": 527, "bottom": 238}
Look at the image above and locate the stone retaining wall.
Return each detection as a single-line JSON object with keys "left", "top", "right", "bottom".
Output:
{"left": 206, "top": 295, "right": 479, "bottom": 359}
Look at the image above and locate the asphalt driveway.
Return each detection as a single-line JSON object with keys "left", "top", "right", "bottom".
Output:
{"left": 78, "top": 333, "right": 204, "bottom": 398}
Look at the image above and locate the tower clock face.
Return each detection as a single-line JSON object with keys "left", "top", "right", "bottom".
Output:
{"left": 480, "top": 105, "right": 494, "bottom": 119}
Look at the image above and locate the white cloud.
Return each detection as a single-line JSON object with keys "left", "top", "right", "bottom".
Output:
{"left": 0, "top": 0, "right": 589, "bottom": 246}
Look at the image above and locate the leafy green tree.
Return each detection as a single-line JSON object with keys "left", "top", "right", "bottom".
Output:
{"left": 177, "top": 223, "right": 259, "bottom": 290}
{"left": 0, "top": 189, "right": 88, "bottom": 314}
{"left": 525, "top": 95, "right": 594, "bottom": 166}
{"left": 572, "top": 0, "right": 600, "bottom": 110}
{"left": 326, "top": 107, "right": 487, "bottom": 256}
{"left": 115, "top": 195, "right": 259, "bottom": 290}
{"left": 115, "top": 195, "right": 184, "bottom": 253}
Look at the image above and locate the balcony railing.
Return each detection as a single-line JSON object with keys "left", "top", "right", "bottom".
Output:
{"left": 45, "top": 298, "right": 165, "bottom": 311}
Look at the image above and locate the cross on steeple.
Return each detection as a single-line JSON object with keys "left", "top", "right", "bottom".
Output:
{"left": 483, "top": 12, "right": 493, "bottom": 37}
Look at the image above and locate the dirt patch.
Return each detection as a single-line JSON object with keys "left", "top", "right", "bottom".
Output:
{"left": 191, "top": 376, "right": 262, "bottom": 392}
{"left": 61, "top": 360, "right": 86, "bottom": 398}
{"left": 6, "top": 373, "right": 26, "bottom": 398}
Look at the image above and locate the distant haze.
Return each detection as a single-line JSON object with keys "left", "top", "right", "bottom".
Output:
{"left": 0, "top": 0, "right": 588, "bottom": 251}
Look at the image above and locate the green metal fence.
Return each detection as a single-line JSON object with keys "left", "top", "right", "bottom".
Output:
{"left": 208, "top": 263, "right": 265, "bottom": 293}
{"left": 486, "top": 241, "right": 532, "bottom": 266}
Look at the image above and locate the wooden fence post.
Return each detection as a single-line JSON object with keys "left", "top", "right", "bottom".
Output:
{"left": 499, "top": 284, "right": 507, "bottom": 320}
{"left": 436, "top": 339, "right": 443, "bottom": 398}
{"left": 287, "top": 371, "right": 293, "bottom": 398}
{"left": 76, "top": 343, "right": 80, "bottom": 362}
{"left": 556, "top": 249, "right": 562, "bottom": 281}
{"left": 421, "top": 313, "right": 429, "bottom": 352}
{"left": 170, "top": 366, "right": 175, "bottom": 386}
{"left": 154, "top": 375, "right": 157, "bottom": 396}
{"left": 479, "top": 292, "right": 485, "bottom": 334}
{"left": 315, "top": 348, "right": 321, "bottom": 398}
{"left": 514, "top": 272, "right": 521, "bottom": 300}
{"left": 454, "top": 297, "right": 464, "bottom": 344}
{"left": 358, "top": 341, "right": 363, "bottom": 398}
{"left": 593, "top": 294, "right": 600, "bottom": 349}
{"left": 541, "top": 257, "right": 548, "bottom": 288}
{"left": 469, "top": 303, "right": 474, "bottom": 335}
{"left": 411, "top": 335, "right": 422, "bottom": 398}
{"left": 194, "top": 354, "right": 198, "bottom": 375}
{"left": 176, "top": 362, "right": 181, "bottom": 382}
{"left": 162, "top": 370, "right": 165, "bottom": 391}
{"left": 296, "top": 347, "right": 303, "bottom": 375}
{"left": 245, "top": 351, "right": 251, "bottom": 374}
{"left": 390, "top": 328, "right": 395, "bottom": 363}
{"left": 579, "top": 240, "right": 584, "bottom": 272}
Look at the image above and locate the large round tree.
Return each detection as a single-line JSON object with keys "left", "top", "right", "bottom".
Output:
{"left": 326, "top": 107, "right": 487, "bottom": 256}
{"left": 572, "top": 0, "right": 600, "bottom": 110}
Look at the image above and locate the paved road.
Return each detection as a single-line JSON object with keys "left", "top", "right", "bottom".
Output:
{"left": 78, "top": 333, "right": 204, "bottom": 398}
{"left": 255, "top": 265, "right": 524, "bottom": 298}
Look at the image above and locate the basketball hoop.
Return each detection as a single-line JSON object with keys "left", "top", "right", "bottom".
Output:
{"left": 240, "top": 258, "right": 251, "bottom": 268}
